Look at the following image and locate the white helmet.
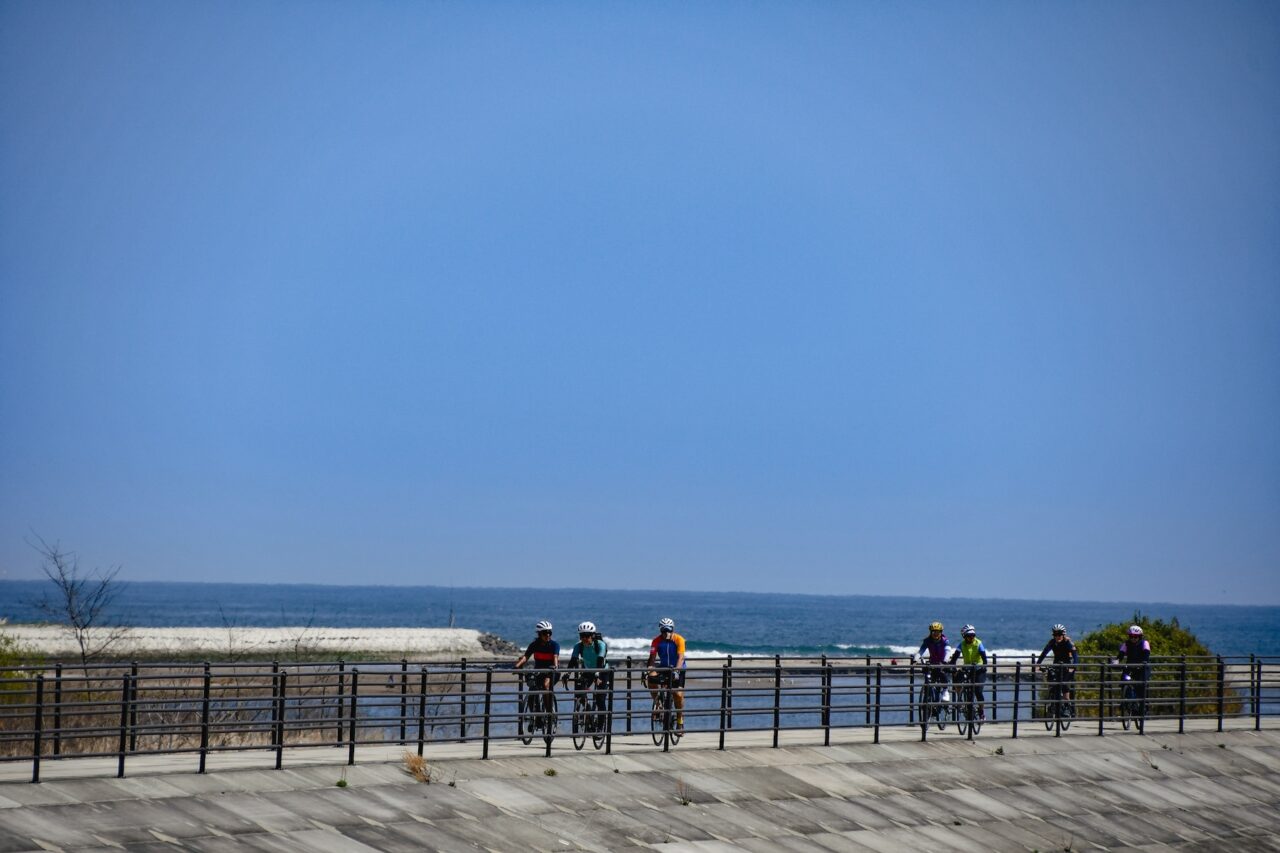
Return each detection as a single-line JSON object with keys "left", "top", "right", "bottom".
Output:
{"left": 535, "top": 620, "right": 553, "bottom": 633}
{"left": 961, "top": 624, "right": 976, "bottom": 637}
{"left": 577, "top": 621, "right": 596, "bottom": 634}
{"left": 1052, "top": 624, "right": 1066, "bottom": 634}
{"left": 658, "top": 617, "right": 675, "bottom": 632}
{"left": 1128, "top": 625, "right": 1143, "bottom": 636}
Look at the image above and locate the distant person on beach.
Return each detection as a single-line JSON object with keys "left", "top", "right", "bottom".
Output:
{"left": 915, "top": 621, "right": 953, "bottom": 701}
{"left": 1038, "top": 624, "right": 1080, "bottom": 702}
{"left": 563, "top": 621, "right": 609, "bottom": 710}
{"left": 646, "top": 617, "right": 687, "bottom": 730}
{"left": 948, "top": 624, "right": 988, "bottom": 719}
{"left": 515, "top": 620, "right": 560, "bottom": 714}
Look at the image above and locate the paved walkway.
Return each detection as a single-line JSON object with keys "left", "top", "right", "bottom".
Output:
{"left": 2, "top": 721, "right": 1279, "bottom": 851}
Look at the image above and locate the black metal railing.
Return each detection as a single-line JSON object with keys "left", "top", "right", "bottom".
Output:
{"left": 2, "top": 654, "right": 1275, "bottom": 782}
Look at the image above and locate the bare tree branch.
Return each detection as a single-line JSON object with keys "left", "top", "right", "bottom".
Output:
{"left": 27, "top": 533, "right": 130, "bottom": 671}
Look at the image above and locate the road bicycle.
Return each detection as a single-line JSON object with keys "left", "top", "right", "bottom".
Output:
{"left": 648, "top": 669, "right": 683, "bottom": 749}
{"left": 568, "top": 672, "right": 609, "bottom": 751}
{"left": 1118, "top": 668, "right": 1145, "bottom": 734}
{"left": 954, "top": 664, "right": 984, "bottom": 737}
{"left": 1042, "top": 663, "right": 1075, "bottom": 731}
{"left": 517, "top": 672, "right": 558, "bottom": 745}
{"left": 916, "top": 662, "right": 952, "bottom": 731}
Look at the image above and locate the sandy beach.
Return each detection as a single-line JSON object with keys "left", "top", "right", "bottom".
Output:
{"left": 2, "top": 625, "right": 517, "bottom": 661}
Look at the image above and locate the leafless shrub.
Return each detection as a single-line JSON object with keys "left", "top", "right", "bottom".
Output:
{"left": 28, "top": 534, "right": 130, "bottom": 671}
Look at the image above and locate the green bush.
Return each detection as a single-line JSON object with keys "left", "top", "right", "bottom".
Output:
{"left": 1, "top": 631, "right": 40, "bottom": 695}
{"left": 1064, "top": 613, "right": 1239, "bottom": 718}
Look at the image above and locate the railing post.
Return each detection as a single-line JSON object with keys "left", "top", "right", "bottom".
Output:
{"left": 32, "top": 674, "right": 44, "bottom": 784}
{"left": 199, "top": 662, "right": 211, "bottom": 774}
{"left": 270, "top": 661, "right": 280, "bottom": 753}
{"left": 726, "top": 655, "right": 734, "bottom": 728}
{"left": 625, "top": 656, "right": 633, "bottom": 734}
{"left": 1011, "top": 663, "right": 1020, "bottom": 739}
{"left": 874, "top": 664, "right": 882, "bottom": 744}
{"left": 1216, "top": 655, "right": 1225, "bottom": 732}
{"left": 399, "top": 658, "right": 408, "bottom": 745}
{"left": 864, "top": 654, "right": 871, "bottom": 726}
{"left": 481, "top": 667, "right": 493, "bottom": 759}
{"left": 718, "top": 664, "right": 728, "bottom": 751}
{"left": 991, "top": 655, "right": 998, "bottom": 721}
{"left": 605, "top": 667, "right": 615, "bottom": 755}
{"left": 823, "top": 658, "right": 832, "bottom": 747}
{"left": 919, "top": 664, "right": 928, "bottom": 741}
{"left": 1098, "top": 662, "right": 1107, "bottom": 737}
{"left": 1028, "top": 655, "right": 1037, "bottom": 717}
{"left": 1256, "top": 659, "right": 1263, "bottom": 731}
{"left": 52, "top": 663, "right": 62, "bottom": 757}
{"left": 117, "top": 673, "right": 130, "bottom": 778}
{"left": 1179, "top": 657, "right": 1187, "bottom": 734}
{"left": 347, "top": 668, "right": 359, "bottom": 765}
{"left": 772, "top": 655, "right": 782, "bottom": 748}
{"left": 908, "top": 661, "right": 915, "bottom": 725}
{"left": 1249, "top": 654, "right": 1256, "bottom": 721}
{"left": 417, "top": 667, "right": 428, "bottom": 757}
{"left": 335, "top": 660, "right": 346, "bottom": 746}
{"left": 129, "top": 661, "right": 139, "bottom": 752}
{"left": 275, "top": 670, "right": 287, "bottom": 770}
{"left": 460, "top": 658, "right": 469, "bottom": 741}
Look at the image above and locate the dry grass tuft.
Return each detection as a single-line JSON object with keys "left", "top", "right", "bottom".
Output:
{"left": 402, "top": 750, "right": 431, "bottom": 783}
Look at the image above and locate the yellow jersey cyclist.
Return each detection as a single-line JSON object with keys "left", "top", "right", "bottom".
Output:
{"left": 947, "top": 624, "right": 988, "bottom": 720}
{"left": 646, "top": 617, "right": 687, "bottom": 730}
{"left": 561, "top": 621, "right": 609, "bottom": 714}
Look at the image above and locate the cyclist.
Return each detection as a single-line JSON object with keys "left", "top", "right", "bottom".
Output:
{"left": 563, "top": 621, "right": 609, "bottom": 720}
{"left": 915, "top": 621, "right": 953, "bottom": 702}
{"left": 947, "top": 624, "right": 988, "bottom": 719}
{"left": 646, "top": 617, "right": 687, "bottom": 731}
{"left": 1116, "top": 624, "right": 1151, "bottom": 714}
{"left": 1037, "top": 623, "right": 1079, "bottom": 703}
{"left": 514, "top": 620, "right": 560, "bottom": 720}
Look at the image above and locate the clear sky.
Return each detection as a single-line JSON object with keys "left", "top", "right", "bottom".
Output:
{"left": 2, "top": 2, "right": 1277, "bottom": 605}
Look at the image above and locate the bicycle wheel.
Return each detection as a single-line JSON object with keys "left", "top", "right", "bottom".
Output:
{"left": 571, "top": 696, "right": 587, "bottom": 751}
{"left": 1043, "top": 686, "right": 1056, "bottom": 731}
{"left": 936, "top": 686, "right": 949, "bottom": 731}
{"left": 1120, "top": 686, "right": 1133, "bottom": 731}
{"left": 591, "top": 700, "right": 607, "bottom": 750}
{"left": 917, "top": 684, "right": 932, "bottom": 729}
{"left": 518, "top": 692, "right": 534, "bottom": 745}
{"left": 1060, "top": 698, "right": 1073, "bottom": 731}
{"left": 664, "top": 692, "right": 679, "bottom": 747}
{"left": 544, "top": 690, "right": 559, "bottom": 740}
{"left": 650, "top": 695, "right": 665, "bottom": 746}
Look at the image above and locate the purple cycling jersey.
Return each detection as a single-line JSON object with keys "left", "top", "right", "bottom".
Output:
{"left": 917, "top": 634, "right": 950, "bottom": 664}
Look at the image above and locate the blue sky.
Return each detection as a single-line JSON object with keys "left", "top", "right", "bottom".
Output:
{"left": 2, "top": 2, "right": 1277, "bottom": 605}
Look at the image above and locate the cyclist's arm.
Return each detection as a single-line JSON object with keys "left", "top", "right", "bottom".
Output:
{"left": 674, "top": 634, "right": 686, "bottom": 670}
{"left": 978, "top": 643, "right": 988, "bottom": 666}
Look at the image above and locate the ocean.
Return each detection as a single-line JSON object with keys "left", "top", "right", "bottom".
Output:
{"left": 2, "top": 580, "right": 1277, "bottom": 659}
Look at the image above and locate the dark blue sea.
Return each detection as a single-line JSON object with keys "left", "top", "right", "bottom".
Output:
{"left": 3, "top": 581, "right": 1277, "bottom": 659}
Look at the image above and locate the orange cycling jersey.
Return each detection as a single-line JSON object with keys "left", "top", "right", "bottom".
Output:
{"left": 650, "top": 633, "right": 686, "bottom": 669}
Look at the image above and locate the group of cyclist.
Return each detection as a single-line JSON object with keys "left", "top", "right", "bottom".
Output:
{"left": 514, "top": 616, "right": 688, "bottom": 731}
{"left": 913, "top": 620, "right": 1152, "bottom": 718}
{"left": 515, "top": 616, "right": 1155, "bottom": 734}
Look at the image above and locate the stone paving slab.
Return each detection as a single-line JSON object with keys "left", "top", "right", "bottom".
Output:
{"left": 2, "top": 728, "right": 1280, "bottom": 850}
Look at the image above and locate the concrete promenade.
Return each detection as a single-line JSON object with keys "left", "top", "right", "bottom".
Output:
{"left": 2, "top": 720, "right": 1279, "bottom": 851}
